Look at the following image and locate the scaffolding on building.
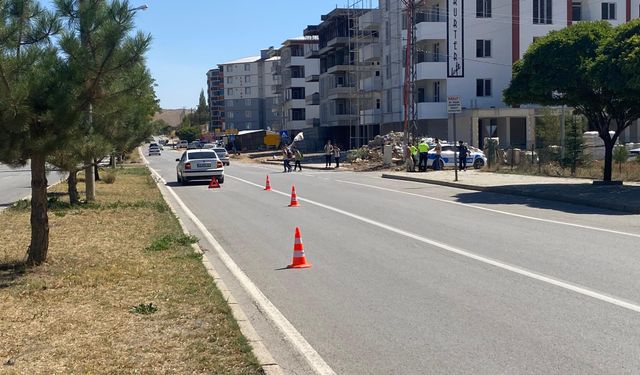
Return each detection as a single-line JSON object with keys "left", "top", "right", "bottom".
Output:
{"left": 346, "top": 0, "right": 379, "bottom": 149}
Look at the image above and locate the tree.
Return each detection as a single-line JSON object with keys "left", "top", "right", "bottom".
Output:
{"left": 175, "top": 126, "right": 199, "bottom": 143}
{"left": 0, "top": 0, "right": 78, "bottom": 265}
{"left": 56, "top": 0, "right": 152, "bottom": 200}
{"left": 504, "top": 21, "right": 640, "bottom": 181}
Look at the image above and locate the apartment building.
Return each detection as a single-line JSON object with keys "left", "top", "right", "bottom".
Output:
{"left": 273, "top": 37, "right": 320, "bottom": 131}
{"left": 218, "top": 49, "right": 280, "bottom": 131}
{"left": 380, "top": 0, "right": 640, "bottom": 148}
{"left": 206, "top": 68, "right": 224, "bottom": 133}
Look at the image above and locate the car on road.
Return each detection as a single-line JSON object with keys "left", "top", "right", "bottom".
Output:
{"left": 176, "top": 150, "right": 224, "bottom": 185}
{"left": 148, "top": 143, "right": 161, "bottom": 156}
{"left": 187, "top": 141, "right": 202, "bottom": 150}
{"left": 177, "top": 140, "right": 189, "bottom": 149}
{"left": 428, "top": 143, "right": 487, "bottom": 169}
{"left": 212, "top": 147, "right": 230, "bottom": 166}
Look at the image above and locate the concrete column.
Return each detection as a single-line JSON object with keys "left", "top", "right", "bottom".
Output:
{"left": 505, "top": 117, "right": 511, "bottom": 148}
{"left": 471, "top": 115, "right": 479, "bottom": 147}
{"left": 526, "top": 111, "right": 536, "bottom": 148}
{"left": 447, "top": 115, "right": 454, "bottom": 142}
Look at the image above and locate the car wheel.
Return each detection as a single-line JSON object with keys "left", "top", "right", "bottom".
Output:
{"left": 473, "top": 158, "right": 485, "bottom": 169}
{"left": 176, "top": 173, "right": 181, "bottom": 183}
{"left": 217, "top": 176, "right": 224, "bottom": 184}
{"left": 180, "top": 174, "right": 188, "bottom": 185}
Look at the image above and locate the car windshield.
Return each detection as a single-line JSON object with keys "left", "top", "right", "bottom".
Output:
{"left": 188, "top": 152, "right": 217, "bottom": 160}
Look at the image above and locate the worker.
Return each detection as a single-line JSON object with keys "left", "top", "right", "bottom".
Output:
{"left": 407, "top": 143, "right": 418, "bottom": 172}
{"left": 418, "top": 139, "right": 429, "bottom": 172}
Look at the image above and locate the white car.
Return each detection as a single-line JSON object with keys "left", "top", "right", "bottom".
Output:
{"left": 629, "top": 148, "right": 640, "bottom": 161}
{"left": 148, "top": 143, "right": 161, "bottom": 156}
{"left": 428, "top": 143, "right": 486, "bottom": 169}
{"left": 176, "top": 150, "right": 224, "bottom": 185}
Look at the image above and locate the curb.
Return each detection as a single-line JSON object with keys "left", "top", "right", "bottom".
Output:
{"left": 140, "top": 148, "right": 284, "bottom": 375}
{"left": 381, "top": 173, "right": 640, "bottom": 214}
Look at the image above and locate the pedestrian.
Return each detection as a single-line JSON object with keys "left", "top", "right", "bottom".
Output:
{"left": 333, "top": 145, "right": 341, "bottom": 168}
{"left": 406, "top": 144, "right": 416, "bottom": 172}
{"left": 458, "top": 140, "right": 469, "bottom": 171}
{"left": 409, "top": 143, "right": 418, "bottom": 172}
{"left": 418, "top": 139, "right": 429, "bottom": 172}
{"left": 282, "top": 146, "right": 291, "bottom": 172}
{"left": 433, "top": 138, "right": 442, "bottom": 170}
{"left": 293, "top": 147, "right": 303, "bottom": 171}
{"left": 324, "top": 140, "right": 333, "bottom": 168}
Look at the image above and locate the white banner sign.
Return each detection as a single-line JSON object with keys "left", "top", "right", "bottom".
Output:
{"left": 447, "top": 0, "right": 464, "bottom": 77}
{"left": 447, "top": 96, "right": 462, "bottom": 113}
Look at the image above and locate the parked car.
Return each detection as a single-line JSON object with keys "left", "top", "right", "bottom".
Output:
{"left": 428, "top": 143, "right": 487, "bottom": 169}
{"left": 176, "top": 150, "right": 224, "bottom": 185}
{"left": 629, "top": 148, "right": 640, "bottom": 161}
{"left": 212, "top": 147, "right": 230, "bottom": 166}
{"left": 177, "top": 140, "right": 189, "bottom": 149}
{"left": 201, "top": 143, "right": 216, "bottom": 149}
{"left": 148, "top": 143, "right": 161, "bottom": 156}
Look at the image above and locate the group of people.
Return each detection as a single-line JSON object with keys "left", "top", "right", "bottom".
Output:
{"left": 407, "top": 138, "right": 469, "bottom": 172}
{"left": 282, "top": 145, "right": 303, "bottom": 172}
{"left": 324, "top": 140, "right": 341, "bottom": 169}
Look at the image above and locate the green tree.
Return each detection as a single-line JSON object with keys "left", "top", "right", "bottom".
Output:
{"left": 175, "top": 126, "right": 199, "bottom": 143}
{"left": 563, "top": 115, "right": 589, "bottom": 176}
{"left": 612, "top": 145, "right": 629, "bottom": 175}
{"left": 504, "top": 21, "right": 640, "bottom": 181}
{"left": 0, "top": 0, "right": 76, "bottom": 265}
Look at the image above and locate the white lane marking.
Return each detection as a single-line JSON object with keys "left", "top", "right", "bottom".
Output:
{"left": 228, "top": 174, "right": 640, "bottom": 314}
{"left": 336, "top": 179, "right": 640, "bottom": 239}
{"left": 147, "top": 167, "right": 336, "bottom": 375}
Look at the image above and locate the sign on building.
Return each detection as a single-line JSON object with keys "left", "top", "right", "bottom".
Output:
{"left": 447, "top": 96, "right": 462, "bottom": 113}
{"left": 447, "top": 0, "right": 464, "bottom": 77}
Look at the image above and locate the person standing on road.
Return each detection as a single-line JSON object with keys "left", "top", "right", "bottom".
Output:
{"left": 410, "top": 143, "right": 418, "bottom": 172}
{"left": 324, "top": 140, "right": 333, "bottom": 168}
{"left": 282, "top": 146, "right": 292, "bottom": 173}
{"left": 293, "top": 147, "right": 303, "bottom": 172}
{"left": 418, "top": 140, "right": 429, "bottom": 172}
{"left": 433, "top": 138, "right": 442, "bottom": 170}
{"left": 333, "top": 145, "right": 341, "bottom": 168}
{"left": 458, "top": 140, "right": 469, "bottom": 171}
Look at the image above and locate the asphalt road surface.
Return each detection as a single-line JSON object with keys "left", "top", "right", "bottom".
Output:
{"left": 0, "top": 163, "right": 65, "bottom": 210}
{"left": 147, "top": 149, "right": 640, "bottom": 374}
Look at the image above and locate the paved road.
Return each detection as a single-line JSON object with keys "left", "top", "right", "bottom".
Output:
{"left": 0, "top": 163, "right": 65, "bottom": 210}
{"left": 148, "top": 150, "right": 640, "bottom": 374}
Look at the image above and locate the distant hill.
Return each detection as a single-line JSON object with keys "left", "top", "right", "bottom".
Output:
{"left": 153, "top": 109, "right": 186, "bottom": 127}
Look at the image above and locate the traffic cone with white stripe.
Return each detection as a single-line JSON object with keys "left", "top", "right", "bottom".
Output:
{"left": 287, "top": 227, "right": 311, "bottom": 269}
{"left": 288, "top": 185, "right": 300, "bottom": 207}
{"left": 264, "top": 175, "right": 271, "bottom": 191}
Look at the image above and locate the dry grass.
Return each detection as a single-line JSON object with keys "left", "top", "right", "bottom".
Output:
{"left": 492, "top": 159, "right": 640, "bottom": 181}
{"left": 0, "top": 167, "right": 262, "bottom": 374}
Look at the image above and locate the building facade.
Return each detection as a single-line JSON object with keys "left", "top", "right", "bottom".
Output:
{"left": 206, "top": 68, "right": 224, "bottom": 133}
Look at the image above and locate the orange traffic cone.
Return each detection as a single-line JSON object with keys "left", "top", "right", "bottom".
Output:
{"left": 264, "top": 175, "right": 271, "bottom": 191}
{"left": 287, "top": 227, "right": 311, "bottom": 269}
{"left": 208, "top": 176, "right": 220, "bottom": 189}
{"left": 288, "top": 185, "right": 300, "bottom": 207}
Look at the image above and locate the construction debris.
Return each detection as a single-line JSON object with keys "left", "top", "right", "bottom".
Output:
{"left": 348, "top": 132, "right": 406, "bottom": 171}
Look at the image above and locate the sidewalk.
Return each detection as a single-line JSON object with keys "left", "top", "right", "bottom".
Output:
{"left": 382, "top": 169, "right": 640, "bottom": 214}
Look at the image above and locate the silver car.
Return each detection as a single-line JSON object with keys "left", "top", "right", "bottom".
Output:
{"left": 176, "top": 150, "right": 224, "bottom": 185}
{"left": 148, "top": 143, "right": 161, "bottom": 156}
{"left": 212, "top": 147, "right": 230, "bottom": 166}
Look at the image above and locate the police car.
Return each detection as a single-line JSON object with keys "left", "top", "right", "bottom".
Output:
{"left": 428, "top": 142, "right": 486, "bottom": 169}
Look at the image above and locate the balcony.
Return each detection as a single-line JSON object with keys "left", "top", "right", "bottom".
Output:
{"left": 360, "top": 108, "right": 382, "bottom": 125}
{"left": 291, "top": 56, "right": 306, "bottom": 66}
{"left": 359, "top": 9, "right": 381, "bottom": 30}
{"left": 306, "top": 118, "right": 321, "bottom": 127}
{"left": 417, "top": 102, "right": 448, "bottom": 119}
{"left": 305, "top": 92, "right": 320, "bottom": 105}
{"left": 327, "top": 64, "right": 353, "bottom": 74}
{"left": 328, "top": 85, "right": 355, "bottom": 100}
{"left": 416, "top": 21, "right": 446, "bottom": 42}
{"left": 305, "top": 47, "right": 320, "bottom": 58}
{"left": 416, "top": 62, "right": 446, "bottom": 81}
{"left": 305, "top": 74, "right": 320, "bottom": 82}
{"left": 319, "top": 36, "right": 350, "bottom": 55}
{"left": 271, "top": 84, "right": 282, "bottom": 94}
{"left": 359, "top": 42, "right": 382, "bottom": 62}
{"left": 360, "top": 76, "right": 382, "bottom": 92}
{"left": 291, "top": 78, "right": 306, "bottom": 87}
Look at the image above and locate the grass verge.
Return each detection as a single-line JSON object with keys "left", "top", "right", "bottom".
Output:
{"left": 0, "top": 166, "right": 262, "bottom": 374}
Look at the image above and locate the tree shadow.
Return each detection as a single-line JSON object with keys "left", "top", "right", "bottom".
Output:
{"left": 0, "top": 260, "right": 27, "bottom": 289}
{"left": 452, "top": 183, "right": 640, "bottom": 215}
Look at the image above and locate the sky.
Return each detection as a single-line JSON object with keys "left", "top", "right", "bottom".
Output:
{"left": 132, "top": 1, "right": 373, "bottom": 110}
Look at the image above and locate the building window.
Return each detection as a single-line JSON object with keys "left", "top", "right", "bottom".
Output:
{"left": 227, "top": 99, "right": 234, "bottom": 107}
{"left": 227, "top": 122, "right": 234, "bottom": 128}
{"left": 386, "top": 90, "right": 392, "bottom": 112}
{"left": 245, "top": 122, "right": 252, "bottom": 129}
{"left": 227, "top": 88, "right": 234, "bottom": 96}
{"left": 245, "top": 99, "right": 251, "bottom": 106}
{"left": 476, "top": 79, "right": 492, "bottom": 97}
{"left": 602, "top": 2, "right": 616, "bottom": 19}
{"left": 227, "top": 76, "right": 233, "bottom": 84}
{"left": 385, "top": 21, "right": 391, "bottom": 45}
{"left": 291, "top": 87, "right": 305, "bottom": 99}
{"left": 434, "top": 43, "right": 441, "bottom": 62}
{"left": 291, "top": 66, "right": 305, "bottom": 78}
{"left": 245, "top": 75, "right": 251, "bottom": 83}
{"left": 376, "top": 98, "right": 381, "bottom": 109}
{"left": 476, "top": 40, "right": 491, "bottom": 57}
{"left": 245, "top": 111, "right": 252, "bottom": 118}
{"left": 385, "top": 55, "right": 391, "bottom": 79}
{"left": 291, "top": 108, "right": 306, "bottom": 121}
{"left": 572, "top": 2, "right": 582, "bottom": 21}
{"left": 476, "top": 0, "right": 491, "bottom": 18}
{"left": 533, "top": 0, "right": 553, "bottom": 24}
{"left": 245, "top": 87, "right": 251, "bottom": 95}
{"left": 433, "top": 81, "right": 440, "bottom": 102}
{"left": 244, "top": 63, "right": 251, "bottom": 71}
{"left": 227, "top": 112, "right": 234, "bottom": 119}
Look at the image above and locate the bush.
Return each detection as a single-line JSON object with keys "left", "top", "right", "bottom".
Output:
{"left": 103, "top": 172, "right": 117, "bottom": 184}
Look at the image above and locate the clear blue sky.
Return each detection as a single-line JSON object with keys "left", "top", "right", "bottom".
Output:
{"left": 133, "top": 1, "right": 362, "bottom": 109}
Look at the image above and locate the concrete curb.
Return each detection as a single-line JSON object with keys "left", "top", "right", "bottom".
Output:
{"left": 140, "top": 148, "right": 284, "bottom": 375}
{"left": 381, "top": 173, "right": 640, "bottom": 214}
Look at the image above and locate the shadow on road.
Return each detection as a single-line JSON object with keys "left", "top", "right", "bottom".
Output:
{"left": 452, "top": 182, "right": 640, "bottom": 215}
